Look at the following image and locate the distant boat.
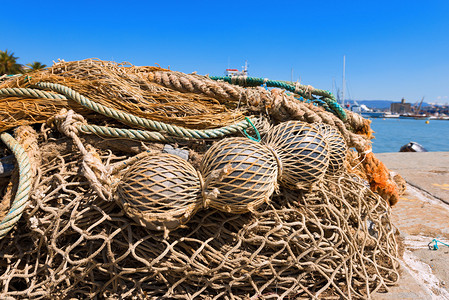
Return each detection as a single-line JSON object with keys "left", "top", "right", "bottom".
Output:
{"left": 399, "top": 142, "right": 428, "bottom": 152}
{"left": 339, "top": 56, "right": 385, "bottom": 119}
{"left": 383, "top": 112, "right": 400, "bottom": 118}
{"left": 399, "top": 114, "right": 430, "bottom": 120}
{"left": 225, "top": 61, "right": 248, "bottom": 76}
{"left": 429, "top": 114, "right": 449, "bottom": 120}
{"left": 399, "top": 96, "right": 430, "bottom": 119}
{"left": 349, "top": 103, "right": 385, "bottom": 118}
{"left": 361, "top": 111, "right": 385, "bottom": 118}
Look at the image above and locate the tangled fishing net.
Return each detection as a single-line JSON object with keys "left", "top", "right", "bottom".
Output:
{"left": 0, "top": 59, "right": 403, "bottom": 299}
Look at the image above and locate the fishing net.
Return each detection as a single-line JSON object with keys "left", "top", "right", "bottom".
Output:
{"left": 0, "top": 59, "right": 266, "bottom": 132}
{"left": 0, "top": 59, "right": 402, "bottom": 299}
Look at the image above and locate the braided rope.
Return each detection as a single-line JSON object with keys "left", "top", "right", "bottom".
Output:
{"left": 0, "top": 87, "right": 68, "bottom": 100}
{"left": 35, "top": 82, "right": 256, "bottom": 139}
{"left": 210, "top": 75, "right": 347, "bottom": 121}
{"left": 79, "top": 124, "right": 180, "bottom": 143}
{"left": 281, "top": 80, "right": 334, "bottom": 98}
{"left": 0, "top": 133, "right": 32, "bottom": 239}
{"left": 148, "top": 71, "right": 271, "bottom": 109}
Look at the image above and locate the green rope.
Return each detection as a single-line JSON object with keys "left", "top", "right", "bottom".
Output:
{"left": 0, "top": 87, "right": 68, "bottom": 100}
{"left": 79, "top": 124, "right": 181, "bottom": 143}
{"left": 0, "top": 133, "right": 32, "bottom": 240}
{"left": 34, "top": 82, "right": 256, "bottom": 140}
{"left": 242, "top": 117, "right": 261, "bottom": 142}
{"left": 0, "top": 85, "right": 264, "bottom": 142}
{"left": 280, "top": 80, "right": 334, "bottom": 99}
{"left": 209, "top": 75, "right": 347, "bottom": 121}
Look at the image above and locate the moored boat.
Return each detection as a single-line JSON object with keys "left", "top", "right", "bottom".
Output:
{"left": 383, "top": 112, "right": 400, "bottom": 118}
{"left": 362, "top": 111, "right": 385, "bottom": 118}
{"left": 399, "top": 114, "right": 430, "bottom": 120}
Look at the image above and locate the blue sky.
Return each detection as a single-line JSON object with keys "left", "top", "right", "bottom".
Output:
{"left": 2, "top": 1, "right": 448, "bottom": 104}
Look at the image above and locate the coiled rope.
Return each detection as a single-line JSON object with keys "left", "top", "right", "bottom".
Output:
{"left": 0, "top": 133, "right": 32, "bottom": 239}
{"left": 209, "top": 75, "right": 347, "bottom": 121}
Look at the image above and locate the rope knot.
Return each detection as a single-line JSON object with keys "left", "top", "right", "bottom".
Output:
{"left": 52, "top": 109, "right": 113, "bottom": 201}
{"left": 53, "top": 109, "right": 86, "bottom": 137}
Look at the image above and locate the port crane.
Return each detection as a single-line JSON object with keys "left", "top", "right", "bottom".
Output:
{"left": 413, "top": 97, "right": 425, "bottom": 114}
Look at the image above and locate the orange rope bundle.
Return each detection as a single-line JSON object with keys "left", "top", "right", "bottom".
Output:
{"left": 357, "top": 118, "right": 374, "bottom": 139}
{"left": 362, "top": 151, "right": 399, "bottom": 206}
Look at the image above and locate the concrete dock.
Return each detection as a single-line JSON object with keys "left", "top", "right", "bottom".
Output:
{"left": 373, "top": 152, "right": 449, "bottom": 300}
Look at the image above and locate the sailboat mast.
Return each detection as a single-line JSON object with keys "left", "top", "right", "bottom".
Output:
{"left": 342, "top": 55, "right": 346, "bottom": 107}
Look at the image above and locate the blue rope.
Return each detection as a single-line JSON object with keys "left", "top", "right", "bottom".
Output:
{"left": 428, "top": 238, "right": 449, "bottom": 250}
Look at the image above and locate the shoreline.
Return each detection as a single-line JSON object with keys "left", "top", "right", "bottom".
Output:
{"left": 376, "top": 152, "right": 449, "bottom": 204}
{"left": 374, "top": 152, "right": 449, "bottom": 299}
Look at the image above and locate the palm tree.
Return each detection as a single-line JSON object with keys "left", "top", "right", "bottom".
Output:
{"left": 26, "top": 61, "right": 47, "bottom": 72}
{"left": 0, "top": 50, "right": 22, "bottom": 75}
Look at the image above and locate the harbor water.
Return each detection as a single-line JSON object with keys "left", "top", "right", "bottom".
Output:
{"left": 369, "top": 118, "right": 449, "bottom": 153}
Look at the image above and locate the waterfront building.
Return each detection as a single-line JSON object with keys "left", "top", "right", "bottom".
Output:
{"left": 391, "top": 98, "right": 411, "bottom": 114}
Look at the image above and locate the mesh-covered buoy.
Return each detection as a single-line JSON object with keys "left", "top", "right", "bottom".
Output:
{"left": 117, "top": 153, "right": 201, "bottom": 231}
{"left": 200, "top": 138, "right": 278, "bottom": 214}
{"left": 264, "top": 121, "right": 329, "bottom": 189}
{"left": 315, "top": 124, "right": 348, "bottom": 174}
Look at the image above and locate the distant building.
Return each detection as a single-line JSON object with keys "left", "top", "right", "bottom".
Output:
{"left": 390, "top": 98, "right": 411, "bottom": 114}
{"left": 422, "top": 104, "right": 449, "bottom": 115}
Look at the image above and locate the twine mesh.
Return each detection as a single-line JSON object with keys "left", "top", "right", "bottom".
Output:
{"left": 0, "top": 130, "right": 399, "bottom": 299}
{"left": 264, "top": 121, "right": 330, "bottom": 189}
{"left": 315, "top": 123, "right": 348, "bottom": 174}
